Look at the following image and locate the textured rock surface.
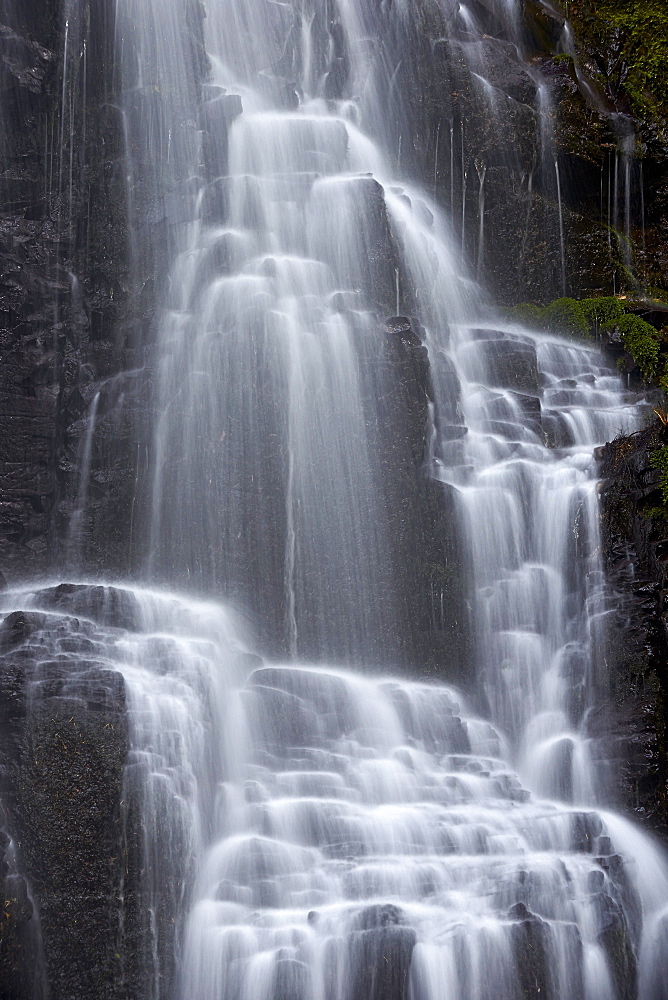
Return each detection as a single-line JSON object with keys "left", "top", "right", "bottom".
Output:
{"left": 0, "top": 0, "right": 130, "bottom": 577}
{"left": 0, "top": 607, "right": 141, "bottom": 1000}
{"left": 598, "top": 423, "right": 668, "bottom": 838}
{"left": 0, "top": 0, "right": 207, "bottom": 583}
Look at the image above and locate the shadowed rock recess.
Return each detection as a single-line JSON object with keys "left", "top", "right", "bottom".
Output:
{"left": 1, "top": 2, "right": 668, "bottom": 999}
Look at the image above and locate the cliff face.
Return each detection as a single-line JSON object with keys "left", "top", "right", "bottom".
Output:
{"left": 0, "top": 0, "right": 128, "bottom": 577}
{"left": 0, "top": 0, "right": 210, "bottom": 583}
{"left": 406, "top": 0, "right": 668, "bottom": 305}
{"left": 0, "top": 607, "right": 135, "bottom": 1000}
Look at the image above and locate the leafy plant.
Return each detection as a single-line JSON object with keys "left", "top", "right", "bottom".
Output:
{"left": 580, "top": 296, "right": 625, "bottom": 335}
{"left": 508, "top": 294, "right": 665, "bottom": 384}
{"left": 508, "top": 303, "right": 544, "bottom": 327}
{"left": 541, "top": 298, "right": 589, "bottom": 338}
{"left": 507, "top": 298, "right": 590, "bottom": 338}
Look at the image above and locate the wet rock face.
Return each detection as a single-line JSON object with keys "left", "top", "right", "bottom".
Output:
{"left": 33, "top": 582, "right": 143, "bottom": 631}
{"left": 0, "top": 811, "right": 45, "bottom": 1000}
{"left": 508, "top": 903, "right": 556, "bottom": 1000}
{"left": 0, "top": 606, "right": 141, "bottom": 1000}
{"left": 373, "top": 317, "right": 472, "bottom": 680}
{"left": 0, "top": 0, "right": 207, "bottom": 584}
{"left": 598, "top": 424, "right": 668, "bottom": 838}
{"left": 0, "top": 0, "right": 128, "bottom": 579}
{"left": 347, "top": 920, "right": 416, "bottom": 1000}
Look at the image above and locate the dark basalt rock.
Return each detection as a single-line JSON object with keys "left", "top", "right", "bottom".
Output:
{"left": 243, "top": 684, "right": 322, "bottom": 753}
{"left": 593, "top": 892, "right": 638, "bottom": 1000}
{"left": 0, "top": 855, "right": 45, "bottom": 1000}
{"left": 272, "top": 956, "right": 309, "bottom": 1000}
{"left": 508, "top": 903, "right": 555, "bottom": 1000}
{"left": 313, "top": 175, "right": 399, "bottom": 313}
{"left": 353, "top": 903, "right": 407, "bottom": 930}
{"left": 0, "top": 607, "right": 143, "bottom": 1000}
{"left": 371, "top": 317, "right": 472, "bottom": 680}
{"left": 597, "top": 423, "right": 668, "bottom": 838}
{"left": 346, "top": 905, "right": 417, "bottom": 1000}
{"left": 200, "top": 93, "right": 243, "bottom": 179}
{"left": 571, "top": 812, "right": 603, "bottom": 853}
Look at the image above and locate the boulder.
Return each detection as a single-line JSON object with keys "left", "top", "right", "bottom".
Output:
{"left": 346, "top": 905, "right": 417, "bottom": 1000}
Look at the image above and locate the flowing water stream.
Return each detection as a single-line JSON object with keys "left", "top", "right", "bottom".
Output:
{"left": 5, "top": 1, "right": 668, "bottom": 998}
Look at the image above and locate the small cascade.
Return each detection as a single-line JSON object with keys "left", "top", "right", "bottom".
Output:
{"left": 3, "top": 582, "right": 666, "bottom": 1000}
{"left": 181, "top": 661, "right": 653, "bottom": 1000}
{"left": 0, "top": 583, "right": 250, "bottom": 998}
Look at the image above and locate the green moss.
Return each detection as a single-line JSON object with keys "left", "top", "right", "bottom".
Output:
{"left": 507, "top": 303, "right": 544, "bottom": 327}
{"left": 507, "top": 295, "right": 625, "bottom": 339}
{"left": 617, "top": 314, "right": 661, "bottom": 380}
{"left": 507, "top": 295, "right": 668, "bottom": 385}
{"left": 506, "top": 298, "right": 590, "bottom": 337}
{"left": 567, "top": 1, "right": 668, "bottom": 123}
{"left": 542, "top": 297, "right": 590, "bottom": 337}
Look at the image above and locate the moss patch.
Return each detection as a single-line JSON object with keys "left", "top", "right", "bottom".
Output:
{"left": 567, "top": 1, "right": 668, "bottom": 125}
{"left": 506, "top": 294, "right": 625, "bottom": 338}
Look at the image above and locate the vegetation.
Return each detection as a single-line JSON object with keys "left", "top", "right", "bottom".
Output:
{"left": 649, "top": 446, "right": 668, "bottom": 505}
{"left": 580, "top": 297, "right": 625, "bottom": 335}
{"left": 566, "top": 1, "right": 668, "bottom": 123}
{"left": 541, "top": 298, "right": 590, "bottom": 338}
{"left": 617, "top": 314, "right": 661, "bottom": 380}
{"left": 509, "top": 290, "right": 668, "bottom": 513}
{"left": 508, "top": 294, "right": 642, "bottom": 336}
{"left": 507, "top": 297, "right": 591, "bottom": 338}
{"left": 507, "top": 294, "right": 665, "bottom": 382}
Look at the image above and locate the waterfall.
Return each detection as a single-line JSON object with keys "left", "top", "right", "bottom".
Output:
{"left": 2, "top": 1, "right": 667, "bottom": 998}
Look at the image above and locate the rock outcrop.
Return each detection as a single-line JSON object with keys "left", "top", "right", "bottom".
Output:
{"left": 0, "top": 606, "right": 140, "bottom": 999}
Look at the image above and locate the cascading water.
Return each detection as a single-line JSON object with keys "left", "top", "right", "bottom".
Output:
{"left": 4, "top": 1, "right": 668, "bottom": 998}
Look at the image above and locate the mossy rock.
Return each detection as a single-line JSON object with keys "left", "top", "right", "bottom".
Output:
{"left": 567, "top": 1, "right": 668, "bottom": 133}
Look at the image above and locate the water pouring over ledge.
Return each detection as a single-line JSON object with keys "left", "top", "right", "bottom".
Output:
{"left": 11, "top": 0, "right": 667, "bottom": 997}
{"left": 3, "top": 579, "right": 667, "bottom": 1000}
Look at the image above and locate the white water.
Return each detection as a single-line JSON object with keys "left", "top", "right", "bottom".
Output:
{"left": 121, "top": 1, "right": 665, "bottom": 996}
{"left": 4, "top": 574, "right": 664, "bottom": 1000}
{"left": 7, "top": 1, "right": 668, "bottom": 998}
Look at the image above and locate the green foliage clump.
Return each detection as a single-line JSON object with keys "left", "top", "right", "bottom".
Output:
{"left": 507, "top": 296, "right": 625, "bottom": 339}
{"left": 649, "top": 445, "right": 668, "bottom": 505}
{"left": 580, "top": 296, "right": 625, "bottom": 334}
{"left": 541, "top": 298, "right": 589, "bottom": 338}
{"left": 617, "top": 314, "right": 661, "bottom": 380}
{"left": 508, "top": 303, "right": 544, "bottom": 327}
